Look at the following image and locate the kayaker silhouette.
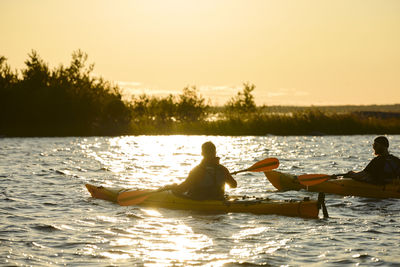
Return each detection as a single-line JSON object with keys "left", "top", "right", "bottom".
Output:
{"left": 345, "top": 136, "right": 400, "bottom": 184}
{"left": 171, "top": 141, "right": 237, "bottom": 200}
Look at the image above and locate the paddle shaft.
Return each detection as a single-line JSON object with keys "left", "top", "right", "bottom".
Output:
{"left": 231, "top": 169, "right": 250, "bottom": 175}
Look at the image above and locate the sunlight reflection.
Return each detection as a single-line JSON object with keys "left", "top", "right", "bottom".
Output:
{"left": 231, "top": 226, "right": 290, "bottom": 259}
{"left": 264, "top": 239, "right": 290, "bottom": 254}
{"left": 230, "top": 238, "right": 291, "bottom": 258}
{"left": 110, "top": 238, "right": 140, "bottom": 247}
{"left": 142, "top": 209, "right": 162, "bottom": 217}
{"left": 143, "top": 230, "right": 214, "bottom": 265}
{"left": 81, "top": 244, "right": 98, "bottom": 256}
{"left": 232, "top": 227, "right": 269, "bottom": 239}
{"left": 100, "top": 251, "right": 130, "bottom": 260}
{"left": 96, "top": 215, "right": 128, "bottom": 224}
{"left": 121, "top": 216, "right": 216, "bottom": 265}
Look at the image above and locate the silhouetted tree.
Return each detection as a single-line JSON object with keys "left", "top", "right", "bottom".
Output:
{"left": 0, "top": 50, "right": 132, "bottom": 136}
{"left": 131, "top": 86, "right": 208, "bottom": 123}
{"left": 176, "top": 86, "right": 208, "bottom": 122}
{"left": 131, "top": 93, "right": 176, "bottom": 122}
{"left": 225, "top": 82, "right": 256, "bottom": 114}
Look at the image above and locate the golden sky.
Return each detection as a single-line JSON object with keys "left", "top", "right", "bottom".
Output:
{"left": 1, "top": 0, "right": 400, "bottom": 106}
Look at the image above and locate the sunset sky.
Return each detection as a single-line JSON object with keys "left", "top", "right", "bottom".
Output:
{"left": 1, "top": 0, "right": 400, "bottom": 106}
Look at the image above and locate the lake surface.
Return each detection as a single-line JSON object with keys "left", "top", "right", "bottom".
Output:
{"left": 1, "top": 135, "right": 399, "bottom": 266}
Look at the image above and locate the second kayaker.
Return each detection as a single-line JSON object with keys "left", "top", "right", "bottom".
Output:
{"left": 345, "top": 136, "right": 400, "bottom": 184}
{"left": 169, "top": 141, "right": 237, "bottom": 200}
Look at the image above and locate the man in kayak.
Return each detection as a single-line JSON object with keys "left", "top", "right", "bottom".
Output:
{"left": 171, "top": 141, "right": 237, "bottom": 200}
{"left": 345, "top": 136, "right": 400, "bottom": 184}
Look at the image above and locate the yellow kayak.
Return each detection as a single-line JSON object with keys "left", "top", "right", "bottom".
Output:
{"left": 85, "top": 184, "right": 325, "bottom": 219}
{"left": 264, "top": 171, "right": 400, "bottom": 199}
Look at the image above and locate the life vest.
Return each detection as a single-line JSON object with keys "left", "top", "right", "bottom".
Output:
{"left": 186, "top": 163, "right": 226, "bottom": 200}
{"left": 383, "top": 155, "right": 400, "bottom": 182}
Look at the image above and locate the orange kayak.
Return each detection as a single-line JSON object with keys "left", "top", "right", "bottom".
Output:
{"left": 85, "top": 184, "right": 326, "bottom": 219}
{"left": 264, "top": 171, "right": 400, "bottom": 199}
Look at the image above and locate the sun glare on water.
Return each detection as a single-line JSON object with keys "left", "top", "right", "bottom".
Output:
{"left": 112, "top": 211, "right": 219, "bottom": 265}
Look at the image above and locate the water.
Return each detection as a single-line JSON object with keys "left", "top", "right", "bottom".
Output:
{"left": 1, "top": 135, "right": 399, "bottom": 266}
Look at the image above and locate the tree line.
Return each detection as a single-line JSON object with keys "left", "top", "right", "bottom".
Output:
{"left": 1, "top": 51, "right": 400, "bottom": 136}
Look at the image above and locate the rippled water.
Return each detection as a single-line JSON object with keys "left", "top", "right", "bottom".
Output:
{"left": 1, "top": 135, "right": 399, "bottom": 266}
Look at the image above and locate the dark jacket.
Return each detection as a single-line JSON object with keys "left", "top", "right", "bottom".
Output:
{"left": 175, "top": 157, "right": 237, "bottom": 200}
{"left": 364, "top": 154, "right": 400, "bottom": 184}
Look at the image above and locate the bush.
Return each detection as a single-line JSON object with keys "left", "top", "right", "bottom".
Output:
{"left": 176, "top": 86, "right": 209, "bottom": 122}
{"left": 131, "top": 86, "right": 209, "bottom": 124}
{"left": 224, "top": 82, "right": 256, "bottom": 114}
{"left": 0, "top": 50, "right": 132, "bottom": 136}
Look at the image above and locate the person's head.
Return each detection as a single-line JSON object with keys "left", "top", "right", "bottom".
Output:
{"left": 201, "top": 141, "right": 216, "bottom": 159}
{"left": 373, "top": 136, "right": 389, "bottom": 155}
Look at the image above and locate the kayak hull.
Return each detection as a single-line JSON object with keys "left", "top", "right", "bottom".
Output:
{"left": 264, "top": 171, "right": 400, "bottom": 199}
{"left": 85, "top": 184, "right": 322, "bottom": 219}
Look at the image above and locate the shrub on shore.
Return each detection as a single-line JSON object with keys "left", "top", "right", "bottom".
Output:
{"left": 0, "top": 50, "right": 132, "bottom": 136}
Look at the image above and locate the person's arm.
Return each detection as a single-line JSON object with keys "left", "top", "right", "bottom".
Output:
{"left": 173, "top": 179, "right": 190, "bottom": 193}
{"left": 345, "top": 170, "right": 369, "bottom": 181}
{"left": 223, "top": 166, "right": 237, "bottom": 188}
{"left": 345, "top": 157, "right": 378, "bottom": 181}
{"left": 173, "top": 167, "right": 200, "bottom": 193}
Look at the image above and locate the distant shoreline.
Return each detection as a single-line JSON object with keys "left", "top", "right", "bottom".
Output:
{"left": 2, "top": 108, "right": 400, "bottom": 137}
{"left": 2, "top": 52, "right": 400, "bottom": 137}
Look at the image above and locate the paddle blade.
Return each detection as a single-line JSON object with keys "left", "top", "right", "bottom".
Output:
{"left": 246, "top": 157, "right": 280, "bottom": 172}
{"left": 117, "top": 189, "right": 154, "bottom": 206}
{"left": 231, "top": 158, "right": 280, "bottom": 175}
{"left": 298, "top": 174, "right": 332, "bottom": 186}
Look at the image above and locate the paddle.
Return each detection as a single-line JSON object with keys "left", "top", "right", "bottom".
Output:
{"left": 230, "top": 157, "right": 280, "bottom": 175}
{"left": 298, "top": 173, "right": 347, "bottom": 186}
{"left": 117, "top": 157, "right": 280, "bottom": 206}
